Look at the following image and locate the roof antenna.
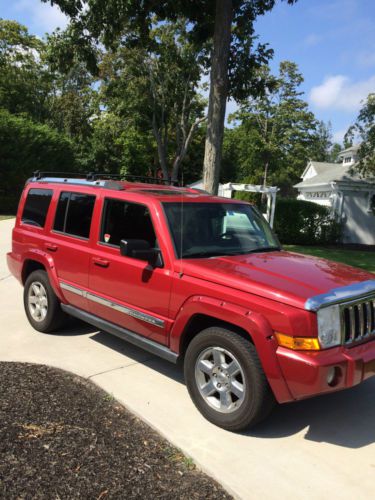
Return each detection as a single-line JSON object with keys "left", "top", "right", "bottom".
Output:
{"left": 179, "top": 171, "right": 184, "bottom": 279}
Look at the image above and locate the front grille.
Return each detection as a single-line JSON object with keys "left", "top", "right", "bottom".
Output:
{"left": 341, "top": 296, "right": 375, "bottom": 345}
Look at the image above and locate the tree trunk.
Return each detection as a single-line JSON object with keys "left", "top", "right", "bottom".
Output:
{"left": 203, "top": 0, "right": 233, "bottom": 194}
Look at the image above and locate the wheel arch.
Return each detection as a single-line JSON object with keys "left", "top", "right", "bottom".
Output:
{"left": 170, "top": 295, "right": 293, "bottom": 403}
{"left": 22, "top": 259, "right": 46, "bottom": 284}
{"left": 21, "top": 252, "right": 65, "bottom": 302}
{"left": 179, "top": 314, "right": 253, "bottom": 358}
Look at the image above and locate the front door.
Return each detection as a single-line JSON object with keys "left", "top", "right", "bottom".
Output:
{"left": 88, "top": 197, "right": 172, "bottom": 345}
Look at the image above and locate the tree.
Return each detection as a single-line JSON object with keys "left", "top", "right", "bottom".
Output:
{"left": 329, "top": 143, "right": 342, "bottom": 163}
{"left": 0, "top": 108, "right": 75, "bottom": 195}
{"left": 87, "top": 113, "right": 155, "bottom": 175}
{"left": 310, "top": 121, "right": 333, "bottom": 162}
{"left": 99, "top": 21, "right": 206, "bottom": 181}
{"left": 43, "top": 0, "right": 298, "bottom": 191}
{"left": 45, "top": 29, "right": 98, "bottom": 144}
{"left": 0, "top": 19, "right": 52, "bottom": 121}
{"left": 231, "top": 61, "right": 317, "bottom": 193}
{"left": 345, "top": 93, "right": 375, "bottom": 177}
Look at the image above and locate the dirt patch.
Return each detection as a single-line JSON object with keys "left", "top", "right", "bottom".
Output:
{"left": 0, "top": 362, "right": 232, "bottom": 499}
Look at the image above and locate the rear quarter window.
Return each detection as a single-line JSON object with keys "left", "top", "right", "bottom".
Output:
{"left": 21, "top": 188, "right": 53, "bottom": 228}
{"left": 53, "top": 191, "right": 96, "bottom": 239}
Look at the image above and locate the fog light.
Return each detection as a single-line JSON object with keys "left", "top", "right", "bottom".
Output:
{"left": 327, "top": 367, "right": 341, "bottom": 387}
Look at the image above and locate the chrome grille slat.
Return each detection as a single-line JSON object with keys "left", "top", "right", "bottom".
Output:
{"left": 358, "top": 304, "right": 365, "bottom": 337}
{"left": 341, "top": 295, "right": 375, "bottom": 346}
{"left": 366, "top": 302, "right": 372, "bottom": 334}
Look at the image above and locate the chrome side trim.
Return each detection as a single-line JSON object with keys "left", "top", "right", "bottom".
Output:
{"left": 60, "top": 281, "right": 165, "bottom": 328}
{"left": 60, "top": 282, "right": 85, "bottom": 297}
{"left": 86, "top": 292, "right": 165, "bottom": 328}
{"left": 305, "top": 280, "right": 375, "bottom": 312}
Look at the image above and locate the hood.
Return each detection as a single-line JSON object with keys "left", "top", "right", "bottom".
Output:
{"left": 181, "top": 251, "right": 373, "bottom": 310}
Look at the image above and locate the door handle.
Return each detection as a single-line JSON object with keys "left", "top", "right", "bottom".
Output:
{"left": 93, "top": 257, "right": 110, "bottom": 268}
{"left": 45, "top": 243, "right": 58, "bottom": 252}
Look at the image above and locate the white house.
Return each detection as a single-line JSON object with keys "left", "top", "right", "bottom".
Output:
{"left": 294, "top": 145, "right": 375, "bottom": 245}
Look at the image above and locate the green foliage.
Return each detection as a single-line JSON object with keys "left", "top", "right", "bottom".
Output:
{"left": 223, "top": 61, "right": 340, "bottom": 193}
{"left": 345, "top": 93, "right": 375, "bottom": 177}
{"left": 0, "top": 19, "right": 52, "bottom": 121}
{"left": 274, "top": 198, "right": 342, "bottom": 245}
{"left": 45, "top": 0, "right": 298, "bottom": 186}
{"left": 228, "top": 61, "right": 320, "bottom": 193}
{"left": 88, "top": 113, "right": 154, "bottom": 175}
{"left": 99, "top": 20, "right": 206, "bottom": 180}
{"left": 45, "top": 0, "right": 296, "bottom": 101}
{"left": 0, "top": 109, "right": 75, "bottom": 195}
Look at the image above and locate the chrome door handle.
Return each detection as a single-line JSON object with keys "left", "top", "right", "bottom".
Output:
{"left": 45, "top": 243, "right": 58, "bottom": 252}
{"left": 93, "top": 257, "right": 110, "bottom": 268}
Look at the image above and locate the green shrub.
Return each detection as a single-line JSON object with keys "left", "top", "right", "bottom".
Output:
{"left": 0, "top": 108, "right": 76, "bottom": 196}
{"left": 274, "top": 198, "right": 342, "bottom": 245}
{"left": 0, "top": 194, "right": 19, "bottom": 215}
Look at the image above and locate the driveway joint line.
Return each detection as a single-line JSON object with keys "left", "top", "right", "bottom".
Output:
{"left": 0, "top": 274, "right": 11, "bottom": 282}
{"left": 87, "top": 358, "right": 154, "bottom": 379}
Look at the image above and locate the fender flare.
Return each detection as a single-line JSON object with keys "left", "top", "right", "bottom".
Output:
{"left": 22, "top": 250, "right": 65, "bottom": 303}
{"left": 170, "top": 295, "right": 293, "bottom": 403}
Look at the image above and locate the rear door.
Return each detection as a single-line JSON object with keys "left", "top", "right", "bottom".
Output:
{"left": 45, "top": 189, "right": 97, "bottom": 312}
{"left": 87, "top": 196, "right": 172, "bottom": 346}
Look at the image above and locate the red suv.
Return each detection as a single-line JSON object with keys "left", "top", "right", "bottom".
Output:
{"left": 7, "top": 172, "right": 375, "bottom": 431}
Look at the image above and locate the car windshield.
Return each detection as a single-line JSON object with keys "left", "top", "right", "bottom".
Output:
{"left": 163, "top": 202, "right": 280, "bottom": 259}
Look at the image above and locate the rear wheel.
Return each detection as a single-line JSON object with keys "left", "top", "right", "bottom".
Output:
{"left": 24, "top": 270, "right": 67, "bottom": 333}
{"left": 184, "top": 327, "right": 276, "bottom": 431}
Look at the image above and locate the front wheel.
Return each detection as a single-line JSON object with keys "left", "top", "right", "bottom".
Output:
{"left": 184, "top": 327, "right": 276, "bottom": 431}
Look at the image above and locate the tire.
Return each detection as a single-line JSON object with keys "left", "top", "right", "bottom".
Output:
{"left": 24, "top": 270, "right": 67, "bottom": 333}
{"left": 184, "top": 327, "right": 276, "bottom": 432}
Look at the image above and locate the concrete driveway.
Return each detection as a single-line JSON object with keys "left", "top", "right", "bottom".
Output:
{"left": 1, "top": 217, "right": 374, "bottom": 499}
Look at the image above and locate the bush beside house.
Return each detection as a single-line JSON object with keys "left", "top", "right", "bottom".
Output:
{"left": 274, "top": 198, "right": 341, "bottom": 245}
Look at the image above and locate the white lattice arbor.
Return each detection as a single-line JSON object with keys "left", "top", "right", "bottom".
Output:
{"left": 220, "top": 183, "right": 279, "bottom": 228}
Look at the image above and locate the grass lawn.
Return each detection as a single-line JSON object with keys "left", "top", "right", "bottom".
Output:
{"left": 284, "top": 245, "right": 375, "bottom": 274}
{"left": 0, "top": 215, "right": 14, "bottom": 220}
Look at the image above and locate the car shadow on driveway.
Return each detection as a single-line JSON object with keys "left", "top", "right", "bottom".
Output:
{"left": 89, "top": 330, "right": 185, "bottom": 383}
{"left": 49, "top": 319, "right": 98, "bottom": 337}
{"left": 249, "top": 378, "right": 375, "bottom": 448}
{"left": 58, "top": 324, "right": 375, "bottom": 448}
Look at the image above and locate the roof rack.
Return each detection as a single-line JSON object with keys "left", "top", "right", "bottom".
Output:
{"left": 31, "top": 171, "right": 180, "bottom": 190}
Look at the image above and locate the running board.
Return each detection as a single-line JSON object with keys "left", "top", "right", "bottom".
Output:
{"left": 61, "top": 304, "right": 179, "bottom": 364}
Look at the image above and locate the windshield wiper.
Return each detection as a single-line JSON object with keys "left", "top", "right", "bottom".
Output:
{"left": 247, "top": 246, "right": 281, "bottom": 253}
{"left": 182, "top": 251, "right": 224, "bottom": 258}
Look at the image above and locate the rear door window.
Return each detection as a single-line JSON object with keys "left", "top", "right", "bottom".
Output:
{"left": 21, "top": 188, "right": 53, "bottom": 228}
{"left": 53, "top": 192, "right": 96, "bottom": 239}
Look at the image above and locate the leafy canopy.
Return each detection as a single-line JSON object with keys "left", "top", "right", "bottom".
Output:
{"left": 345, "top": 93, "right": 375, "bottom": 177}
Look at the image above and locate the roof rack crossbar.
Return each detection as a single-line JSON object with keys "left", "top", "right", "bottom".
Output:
{"left": 33, "top": 170, "right": 180, "bottom": 186}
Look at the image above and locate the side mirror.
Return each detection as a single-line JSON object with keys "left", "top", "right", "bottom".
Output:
{"left": 120, "top": 239, "right": 162, "bottom": 267}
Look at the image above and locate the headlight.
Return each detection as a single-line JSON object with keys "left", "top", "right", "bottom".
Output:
{"left": 317, "top": 305, "right": 342, "bottom": 348}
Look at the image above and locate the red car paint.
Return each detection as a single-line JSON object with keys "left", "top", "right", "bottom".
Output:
{"left": 7, "top": 178, "right": 375, "bottom": 404}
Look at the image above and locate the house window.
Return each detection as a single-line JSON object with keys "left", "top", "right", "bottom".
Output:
{"left": 344, "top": 156, "right": 352, "bottom": 163}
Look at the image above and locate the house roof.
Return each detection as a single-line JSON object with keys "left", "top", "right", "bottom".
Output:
{"left": 301, "top": 160, "right": 339, "bottom": 179}
{"left": 295, "top": 162, "right": 375, "bottom": 188}
{"left": 338, "top": 144, "right": 360, "bottom": 156}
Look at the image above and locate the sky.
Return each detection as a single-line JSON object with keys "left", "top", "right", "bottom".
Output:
{"left": 1, "top": 0, "right": 374, "bottom": 145}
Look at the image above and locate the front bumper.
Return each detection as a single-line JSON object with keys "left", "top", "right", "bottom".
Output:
{"left": 277, "top": 338, "right": 375, "bottom": 400}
